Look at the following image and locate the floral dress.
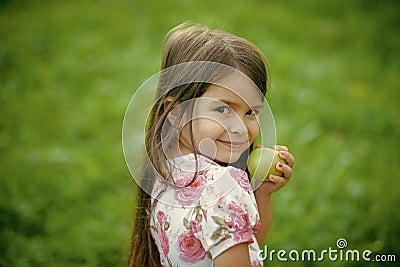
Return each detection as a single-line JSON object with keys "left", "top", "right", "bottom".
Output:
{"left": 150, "top": 154, "right": 263, "bottom": 267}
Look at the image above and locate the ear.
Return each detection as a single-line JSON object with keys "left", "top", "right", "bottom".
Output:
{"left": 164, "top": 96, "right": 179, "bottom": 124}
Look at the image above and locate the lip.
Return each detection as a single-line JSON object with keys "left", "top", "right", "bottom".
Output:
{"left": 218, "top": 140, "right": 246, "bottom": 149}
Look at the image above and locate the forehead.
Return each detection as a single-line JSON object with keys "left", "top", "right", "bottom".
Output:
{"left": 201, "top": 73, "right": 263, "bottom": 107}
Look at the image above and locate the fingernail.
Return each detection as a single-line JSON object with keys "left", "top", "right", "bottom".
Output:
{"left": 278, "top": 163, "right": 283, "bottom": 168}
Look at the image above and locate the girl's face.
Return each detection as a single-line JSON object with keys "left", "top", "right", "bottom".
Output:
{"left": 178, "top": 75, "right": 263, "bottom": 163}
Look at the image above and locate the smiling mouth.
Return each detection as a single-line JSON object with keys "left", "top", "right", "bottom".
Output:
{"left": 218, "top": 140, "right": 246, "bottom": 149}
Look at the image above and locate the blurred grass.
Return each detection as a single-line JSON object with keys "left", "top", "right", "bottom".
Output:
{"left": 1, "top": 0, "right": 399, "bottom": 266}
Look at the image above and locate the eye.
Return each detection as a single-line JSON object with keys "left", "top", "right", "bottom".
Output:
{"left": 216, "top": 106, "right": 230, "bottom": 114}
{"left": 246, "top": 109, "right": 260, "bottom": 116}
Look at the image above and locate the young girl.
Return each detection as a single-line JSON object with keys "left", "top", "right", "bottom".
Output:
{"left": 129, "top": 23, "right": 295, "bottom": 267}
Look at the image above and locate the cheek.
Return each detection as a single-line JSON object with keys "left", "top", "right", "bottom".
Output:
{"left": 247, "top": 121, "right": 260, "bottom": 143}
{"left": 193, "top": 119, "right": 225, "bottom": 140}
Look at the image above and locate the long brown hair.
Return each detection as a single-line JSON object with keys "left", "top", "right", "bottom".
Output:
{"left": 129, "top": 22, "right": 270, "bottom": 267}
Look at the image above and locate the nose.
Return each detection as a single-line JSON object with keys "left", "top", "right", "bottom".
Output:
{"left": 227, "top": 115, "right": 247, "bottom": 135}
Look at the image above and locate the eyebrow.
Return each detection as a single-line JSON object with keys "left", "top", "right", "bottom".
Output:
{"left": 215, "top": 98, "right": 264, "bottom": 109}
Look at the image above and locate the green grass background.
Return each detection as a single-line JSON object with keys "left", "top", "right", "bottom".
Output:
{"left": 1, "top": 0, "right": 399, "bottom": 266}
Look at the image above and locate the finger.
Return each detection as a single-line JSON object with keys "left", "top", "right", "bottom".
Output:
{"left": 273, "top": 145, "right": 288, "bottom": 152}
{"left": 269, "top": 175, "right": 287, "bottom": 188}
{"left": 276, "top": 162, "right": 292, "bottom": 180}
{"left": 278, "top": 151, "right": 295, "bottom": 168}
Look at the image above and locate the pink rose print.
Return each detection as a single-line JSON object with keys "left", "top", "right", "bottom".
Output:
{"left": 190, "top": 220, "right": 202, "bottom": 234}
{"left": 157, "top": 224, "right": 170, "bottom": 256}
{"left": 157, "top": 210, "right": 167, "bottom": 224}
{"left": 253, "top": 217, "right": 261, "bottom": 233}
{"left": 228, "top": 167, "right": 251, "bottom": 192}
{"left": 228, "top": 201, "right": 254, "bottom": 244}
{"left": 228, "top": 201, "right": 244, "bottom": 213}
{"left": 177, "top": 229, "right": 207, "bottom": 263}
{"left": 230, "top": 212, "right": 253, "bottom": 243}
{"left": 174, "top": 174, "right": 207, "bottom": 206}
{"left": 174, "top": 172, "right": 196, "bottom": 187}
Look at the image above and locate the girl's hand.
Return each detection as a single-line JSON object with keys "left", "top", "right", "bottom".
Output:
{"left": 253, "top": 145, "right": 295, "bottom": 243}
{"left": 255, "top": 145, "right": 295, "bottom": 194}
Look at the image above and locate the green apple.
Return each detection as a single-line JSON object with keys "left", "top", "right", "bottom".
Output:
{"left": 247, "top": 147, "right": 286, "bottom": 181}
